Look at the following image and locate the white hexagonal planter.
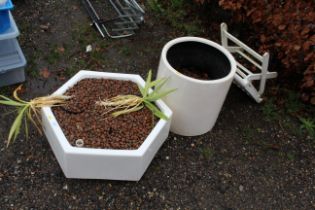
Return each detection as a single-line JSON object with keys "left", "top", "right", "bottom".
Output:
{"left": 41, "top": 70, "right": 172, "bottom": 181}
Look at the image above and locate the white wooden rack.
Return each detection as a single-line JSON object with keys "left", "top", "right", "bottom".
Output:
{"left": 220, "top": 23, "right": 278, "bottom": 103}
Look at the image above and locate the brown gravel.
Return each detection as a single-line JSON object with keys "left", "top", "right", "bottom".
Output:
{"left": 53, "top": 78, "right": 156, "bottom": 149}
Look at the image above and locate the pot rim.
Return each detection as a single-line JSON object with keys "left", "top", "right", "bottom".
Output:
{"left": 161, "top": 36, "right": 236, "bottom": 84}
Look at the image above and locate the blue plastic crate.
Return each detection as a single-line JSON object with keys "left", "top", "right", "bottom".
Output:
{"left": 0, "top": 38, "right": 27, "bottom": 87}
{"left": 0, "top": 12, "right": 19, "bottom": 40}
{"left": 0, "top": 0, "right": 14, "bottom": 33}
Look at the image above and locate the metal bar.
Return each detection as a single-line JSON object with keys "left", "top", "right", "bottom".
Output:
{"left": 82, "top": 0, "right": 105, "bottom": 37}
{"left": 101, "top": 23, "right": 134, "bottom": 38}
{"left": 82, "top": 0, "right": 144, "bottom": 38}
{"left": 109, "top": 0, "right": 124, "bottom": 16}
{"left": 129, "top": 0, "right": 145, "bottom": 13}
{"left": 85, "top": 0, "right": 101, "bottom": 20}
{"left": 112, "top": 26, "right": 138, "bottom": 31}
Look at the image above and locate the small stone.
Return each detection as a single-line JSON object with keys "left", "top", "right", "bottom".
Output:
{"left": 166, "top": 156, "right": 170, "bottom": 160}
{"left": 148, "top": 191, "right": 154, "bottom": 198}
{"left": 86, "top": 45, "right": 92, "bottom": 53}
{"left": 224, "top": 173, "right": 232, "bottom": 178}
{"left": 160, "top": 194, "right": 165, "bottom": 201}
{"left": 239, "top": 185, "right": 244, "bottom": 192}
{"left": 63, "top": 184, "right": 68, "bottom": 190}
{"left": 39, "top": 24, "right": 49, "bottom": 30}
{"left": 191, "top": 143, "right": 195, "bottom": 147}
{"left": 174, "top": 137, "right": 177, "bottom": 140}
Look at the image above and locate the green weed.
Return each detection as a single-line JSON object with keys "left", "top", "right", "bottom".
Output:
{"left": 200, "top": 147, "right": 214, "bottom": 160}
{"left": 286, "top": 152, "right": 295, "bottom": 161}
{"left": 299, "top": 118, "right": 315, "bottom": 139}
{"left": 242, "top": 126, "right": 255, "bottom": 144}
{"left": 147, "top": 0, "right": 164, "bottom": 14}
{"left": 25, "top": 55, "right": 39, "bottom": 78}
{"left": 183, "top": 22, "right": 202, "bottom": 36}
{"left": 45, "top": 47, "right": 61, "bottom": 64}
{"left": 170, "top": 0, "right": 185, "bottom": 9}
{"left": 262, "top": 99, "right": 279, "bottom": 121}
{"left": 0, "top": 86, "right": 11, "bottom": 96}
{"left": 64, "top": 63, "right": 83, "bottom": 77}
{"left": 147, "top": 0, "right": 202, "bottom": 36}
{"left": 285, "top": 91, "right": 304, "bottom": 114}
{"left": 120, "top": 46, "right": 131, "bottom": 56}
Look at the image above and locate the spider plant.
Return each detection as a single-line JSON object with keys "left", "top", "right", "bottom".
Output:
{"left": 97, "top": 70, "right": 175, "bottom": 120}
{"left": 0, "top": 85, "right": 70, "bottom": 147}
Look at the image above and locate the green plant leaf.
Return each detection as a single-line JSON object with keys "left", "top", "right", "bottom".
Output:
{"left": 137, "top": 84, "right": 145, "bottom": 96}
{"left": 147, "top": 77, "right": 166, "bottom": 89}
{"left": 154, "top": 77, "right": 168, "bottom": 92}
{"left": 0, "top": 99, "right": 25, "bottom": 106}
{"left": 299, "top": 117, "right": 315, "bottom": 137}
{"left": 143, "top": 70, "right": 152, "bottom": 97}
{"left": 0, "top": 95, "right": 15, "bottom": 101}
{"left": 24, "top": 115, "right": 29, "bottom": 140}
{"left": 138, "top": 76, "right": 168, "bottom": 98}
{"left": 7, "top": 107, "right": 27, "bottom": 146}
{"left": 145, "top": 88, "right": 176, "bottom": 102}
{"left": 144, "top": 101, "right": 168, "bottom": 120}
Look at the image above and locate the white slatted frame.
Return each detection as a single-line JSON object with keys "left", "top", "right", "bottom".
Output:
{"left": 220, "top": 23, "right": 278, "bottom": 103}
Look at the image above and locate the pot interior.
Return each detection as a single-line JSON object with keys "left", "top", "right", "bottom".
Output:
{"left": 166, "top": 41, "right": 231, "bottom": 80}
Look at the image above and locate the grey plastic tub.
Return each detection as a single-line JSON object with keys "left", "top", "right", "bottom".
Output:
{"left": 0, "top": 38, "right": 26, "bottom": 87}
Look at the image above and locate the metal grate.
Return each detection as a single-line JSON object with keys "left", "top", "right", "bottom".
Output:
{"left": 82, "top": 0, "right": 144, "bottom": 38}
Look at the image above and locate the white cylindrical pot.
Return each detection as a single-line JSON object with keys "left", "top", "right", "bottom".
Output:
{"left": 157, "top": 37, "right": 236, "bottom": 136}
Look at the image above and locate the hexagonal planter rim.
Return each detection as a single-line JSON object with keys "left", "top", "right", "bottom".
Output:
{"left": 42, "top": 70, "right": 172, "bottom": 181}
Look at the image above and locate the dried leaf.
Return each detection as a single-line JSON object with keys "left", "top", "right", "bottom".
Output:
{"left": 278, "top": 25, "right": 286, "bottom": 31}
{"left": 57, "top": 47, "right": 65, "bottom": 53}
{"left": 303, "top": 41, "right": 312, "bottom": 51}
{"left": 40, "top": 68, "right": 51, "bottom": 79}
{"left": 301, "top": 27, "right": 310, "bottom": 36}
{"left": 39, "top": 24, "right": 49, "bottom": 30}
{"left": 58, "top": 76, "right": 66, "bottom": 81}
{"left": 293, "top": 45, "right": 301, "bottom": 51}
{"left": 302, "top": 79, "right": 314, "bottom": 88}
